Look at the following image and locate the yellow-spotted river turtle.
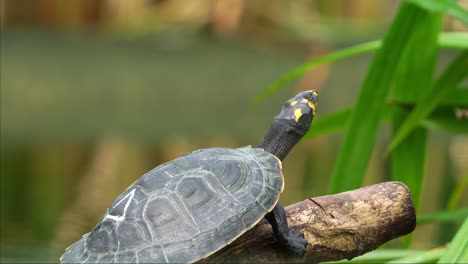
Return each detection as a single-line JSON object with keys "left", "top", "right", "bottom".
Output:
{"left": 61, "top": 90, "right": 319, "bottom": 263}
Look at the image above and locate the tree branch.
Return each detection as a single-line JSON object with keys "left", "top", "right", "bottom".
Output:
{"left": 204, "top": 181, "right": 416, "bottom": 263}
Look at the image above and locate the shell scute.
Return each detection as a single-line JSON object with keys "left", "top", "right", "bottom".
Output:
{"left": 115, "top": 251, "right": 137, "bottom": 263}
{"left": 138, "top": 164, "right": 176, "bottom": 193}
{"left": 165, "top": 240, "right": 200, "bottom": 263}
{"left": 211, "top": 159, "right": 250, "bottom": 193}
{"left": 136, "top": 245, "right": 167, "bottom": 263}
{"left": 176, "top": 177, "right": 221, "bottom": 211}
{"left": 97, "top": 253, "right": 115, "bottom": 263}
{"left": 144, "top": 197, "right": 197, "bottom": 242}
{"left": 86, "top": 225, "right": 117, "bottom": 253}
{"left": 240, "top": 203, "right": 267, "bottom": 228}
{"left": 116, "top": 221, "right": 148, "bottom": 250}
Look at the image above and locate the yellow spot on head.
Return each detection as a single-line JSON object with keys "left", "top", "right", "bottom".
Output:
{"left": 294, "top": 108, "right": 302, "bottom": 123}
{"left": 290, "top": 101, "right": 298, "bottom": 106}
{"left": 313, "top": 90, "right": 318, "bottom": 96}
{"left": 301, "top": 98, "right": 308, "bottom": 103}
{"left": 308, "top": 102, "right": 316, "bottom": 115}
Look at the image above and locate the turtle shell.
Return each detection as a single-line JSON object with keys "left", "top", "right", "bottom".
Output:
{"left": 61, "top": 146, "right": 283, "bottom": 263}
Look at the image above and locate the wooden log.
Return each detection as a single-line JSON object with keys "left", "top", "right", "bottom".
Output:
{"left": 204, "top": 181, "right": 416, "bottom": 263}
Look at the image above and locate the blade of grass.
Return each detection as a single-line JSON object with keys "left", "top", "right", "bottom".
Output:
{"left": 304, "top": 108, "right": 352, "bottom": 138}
{"left": 439, "top": 87, "right": 468, "bottom": 106}
{"left": 392, "top": 88, "right": 468, "bottom": 134}
{"left": 391, "top": 87, "right": 468, "bottom": 106}
{"left": 438, "top": 32, "right": 468, "bottom": 49}
{"left": 417, "top": 207, "right": 468, "bottom": 225}
{"left": 438, "top": 218, "right": 468, "bottom": 263}
{"left": 448, "top": 176, "right": 468, "bottom": 209}
{"left": 423, "top": 106, "right": 468, "bottom": 134}
{"left": 408, "top": 0, "right": 468, "bottom": 24}
{"left": 329, "top": 3, "right": 429, "bottom": 193}
{"left": 391, "top": 117, "right": 428, "bottom": 209}
{"left": 253, "top": 33, "right": 468, "bottom": 105}
{"left": 251, "top": 41, "right": 381, "bottom": 105}
{"left": 387, "top": 247, "right": 446, "bottom": 263}
{"left": 324, "top": 249, "right": 425, "bottom": 263}
{"left": 390, "top": 10, "right": 441, "bottom": 218}
{"left": 304, "top": 103, "right": 467, "bottom": 140}
{"left": 389, "top": 50, "right": 468, "bottom": 153}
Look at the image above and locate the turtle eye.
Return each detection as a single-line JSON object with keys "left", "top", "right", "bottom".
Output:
{"left": 304, "top": 93, "right": 314, "bottom": 101}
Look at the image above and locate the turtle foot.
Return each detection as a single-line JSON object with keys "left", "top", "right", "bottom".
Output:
{"left": 283, "top": 228, "right": 307, "bottom": 257}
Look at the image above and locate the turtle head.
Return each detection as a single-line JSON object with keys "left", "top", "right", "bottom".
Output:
{"left": 275, "top": 90, "right": 318, "bottom": 131}
{"left": 258, "top": 90, "right": 318, "bottom": 160}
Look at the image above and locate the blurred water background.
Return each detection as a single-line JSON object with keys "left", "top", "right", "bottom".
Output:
{"left": 1, "top": 0, "right": 467, "bottom": 262}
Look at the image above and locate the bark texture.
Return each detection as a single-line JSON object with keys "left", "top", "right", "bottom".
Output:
{"left": 204, "top": 181, "right": 416, "bottom": 263}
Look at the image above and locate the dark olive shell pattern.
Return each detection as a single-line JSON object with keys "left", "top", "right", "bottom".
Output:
{"left": 60, "top": 146, "right": 283, "bottom": 263}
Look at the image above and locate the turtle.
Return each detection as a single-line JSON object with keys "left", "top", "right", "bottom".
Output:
{"left": 61, "top": 90, "right": 319, "bottom": 263}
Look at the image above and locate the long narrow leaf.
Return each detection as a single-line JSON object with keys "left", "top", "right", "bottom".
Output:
{"left": 389, "top": 50, "right": 468, "bottom": 152}
{"left": 448, "top": 176, "right": 468, "bottom": 209}
{"left": 423, "top": 106, "right": 468, "bottom": 134}
{"left": 390, "top": 120, "right": 428, "bottom": 210}
{"left": 329, "top": 3, "right": 427, "bottom": 193}
{"left": 440, "top": 87, "right": 468, "bottom": 106}
{"left": 324, "top": 249, "right": 425, "bottom": 263}
{"left": 390, "top": 9, "right": 441, "bottom": 215}
{"left": 391, "top": 87, "right": 468, "bottom": 106}
{"left": 387, "top": 247, "right": 446, "bottom": 263}
{"left": 253, "top": 33, "right": 468, "bottom": 105}
{"left": 252, "top": 41, "right": 381, "bottom": 105}
{"left": 417, "top": 208, "right": 468, "bottom": 225}
{"left": 438, "top": 32, "right": 468, "bottom": 49}
{"left": 305, "top": 104, "right": 467, "bottom": 140}
{"left": 438, "top": 218, "right": 468, "bottom": 263}
{"left": 304, "top": 109, "right": 352, "bottom": 138}
{"left": 408, "top": 0, "right": 468, "bottom": 24}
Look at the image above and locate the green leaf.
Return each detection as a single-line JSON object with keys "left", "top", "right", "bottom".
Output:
{"left": 418, "top": 207, "right": 468, "bottom": 225}
{"left": 324, "top": 249, "right": 425, "bottom": 263}
{"left": 391, "top": 87, "right": 468, "bottom": 107}
{"left": 448, "top": 176, "right": 468, "bottom": 209}
{"left": 408, "top": 0, "right": 468, "bottom": 24}
{"left": 304, "top": 109, "right": 352, "bottom": 138}
{"left": 439, "top": 87, "right": 468, "bottom": 106}
{"left": 304, "top": 102, "right": 466, "bottom": 140}
{"left": 423, "top": 106, "right": 468, "bottom": 134}
{"left": 392, "top": 89, "right": 468, "bottom": 135}
{"left": 387, "top": 247, "right": 446, "bottom": 263}
{"left": 438, "top": 218, "right": 468, "bottom": 263}
{"left": 254, "top": 33, "right": 468, "bottom": 106}
{"left": 390, "top": 122, "right": 428, "bottom": 211}
{"left": 389, "top": 8, "right": 441, "bottom": 214}
{"left": 329, "top": 3, "right": 429, "bottom": 193}
{"left": 389, "top": 50, "right": 468, "bottom": 152}
{"left": 438, "top": 32, "right": 468, "bottom": 49}
{"left": 251, "top": 41, "right": 381, "bottom": 105}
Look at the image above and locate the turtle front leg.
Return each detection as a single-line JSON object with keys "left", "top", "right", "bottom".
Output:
{"left": 265, "top": 203, "right": 308, "bottom": 257}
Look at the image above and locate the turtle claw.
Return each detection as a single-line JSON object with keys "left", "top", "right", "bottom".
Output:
{"left": 285, "top": 229, "right": 308, "bottom": 257}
